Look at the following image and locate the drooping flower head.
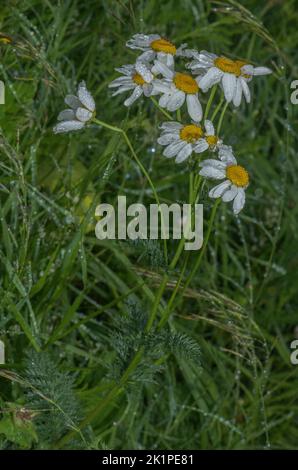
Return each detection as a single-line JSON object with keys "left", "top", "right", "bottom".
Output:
{"left": 152, "top": 62, "right": 203, "bottom": 121}
{"left": 199, "top": 145, "right": 249, "bottom": 214}
{"left": 109, "top": 62, "right": 155, "bottom": 106}
{"left": 187, "top": 50, "right": 272, "bottom": 107}
{"left": 126, "top": 34, "right": 187, "bottom": 70}
{"left": 157, "top": 120, "right": 222, "bottom": 164}
{"left": 53, "top": 81, "right": 95, "bottom": 134}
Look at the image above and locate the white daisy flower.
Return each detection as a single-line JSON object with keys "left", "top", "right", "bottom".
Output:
{"left": 157, "top": 120, "right": 222, "bottom": 163}
{"left": 193, "top": 119, "right": 223, "bottom": 153}
{"left": 109, "top": 62, "right": 155, "bottom": 106}
{"left": 126, "top": 34, "right": 186, "bottom": 70}
{"left": 187, "top": 51, "right": 272, "bottom": 107}
{"left": 152, "top": 61, "right": 203, "bottom": 121}
{"left": 53, "top": 81, "right": 95, "bottom": 134}
{"left": 199, "top": 145, "right": 249, "bottom": 215}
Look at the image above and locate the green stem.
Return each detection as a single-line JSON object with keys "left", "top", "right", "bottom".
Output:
{"left": 180, "top": 199, "right": 220, "bottom": 293}
{"left": 189, "top": 171, "right": 194, "bottom": 202}
{"left": 146, "top": 225, "right": 188, "bottom": 332}
{"left": 217, "top": 101, "right": 229, "bottom": 134}
{"left": 145, "top": 275, "right": 169, "bottom": 331}
{"left": 157, "top": 175, "right": 203, "bottom": 327}
{"left": 148, "top": 170, "right": 201, "bottom": 330}
{"left": 204, "top": 85, "right": 217, "bottom": 120}
{"left": 157, "top": 254, "right": 189, "bottom": 329}
{"left": 149, "top": 94, "right": 182, "bottom": 311}
{"left": 169, "top": 235, "right": 187, "bottom": 269}
{"left": 160, "top": 199, "right": 220, "bottom": 322}
{"left": 146, "top": 168, "right": 196, "bottom": 331}
{"left": 150, "top": 97, "right": 173, "bottom": 121}
{"left": 211, "top": 95, "right": 224, "bottom": 122}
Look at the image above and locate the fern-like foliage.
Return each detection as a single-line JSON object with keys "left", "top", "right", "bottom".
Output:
{"left": 128, "top": 239, "right": 168, "bottom": 270}
{"left": 24, "top": 351, "right": 81, "bottom": 447}
{"left": 109, "top": 299, "right": 201, "bottom": 384}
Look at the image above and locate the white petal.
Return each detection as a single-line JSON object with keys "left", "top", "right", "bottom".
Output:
{"left": 163, "top": 140, "right": 187, "bottom": 158}
{"left": 199, "top": 159, "right": 227, "bottom": 170}
{"left": 148, "top": 34, "right": 161, "bottom": 41}
{"left": 240, "top": 78, "right": 251, "bottom": 103}
{"left": 252, "top": 66, "right": 272, "bottom": 76}
{"left": 188, "top": 51, "right": 217, "bottom": 70}
{"left": 152, "top": 79, "right": 172, "bottom": 94}
{"left": 57, "top": 109, "right": 75, "bottom": 121}
{"left": 65, "top": 94, "right": 81, "bottom": 110}
{"left": 186, "top": 94, "right": 202, "bottom": 121}
{"left": 215, "top": 139, "right": 223, "bottom": 150}
{"left": 150, "top": 85, "right": 163, "bottom": 97}
{"left": 159, "top": 121, "right": 182, "bottom": 131}
{"left": 153, "top": 61, "right": 174, "bottom": 79}
{"left": 124, "top": 86, "right": 143, "bottom": 106}
{"left": 180, "top": 48, "right": 198, "bottom": 59}
{"left": 159, "top": 93, "right": 171, "bottom": 108}
{"left": 193, "top": 139, "right": 209, "bottom": 153}
{"left": 78, "top": 82, "right": 95, "bottom": 112}
{"left": 143, "top": 83, "right": 153, "bottom": 97}
{"left": 126, "top": 34, "right": 156, "bottom": 50}
{"left": 111, "top": 84, "right": 135, "bottom": 96}
{"left": 167, "top": 90, "right": 185, "bottom": 111}
{"left": 198, "top": 50, "right": 217, "bottom": 63}
{"left": 209, "top": 180, "right": 231, "bottom": 198}
{"left": 148, "top": 34, "right": 161, "bottom": 42}
{"left": 53, "top": 120, "right": 85, "bottom": 134}
{"left": 233, "top": 188, "right": 246, "bottom": 214}
{"left": 176, "top": 44, "right": 188, "bottom": 57}
{"left": 241, "top": 64, "right": 254, "bottom": 78}
{"left": 115, "top": 65, "right": 135, "bottom": 76}
{"left": 175, "top": 143, "right": 192, "bottom": 163}
{"left": 222, "top": 73, "right": 237, "bottom": 103}
{"left": 222, "top": 185, "right": 238, "bottom": 202}
{"left": 233, "top": 78, "right": 242, "bottom": 107}
{"left": 204, "top": 119, "right": 215, "bottom": 135}
{"left": 156, "top": 52, "right": 175, "bottom": 70}
{"left": 76, "top": 107, "right": 93, "bottom": 122}
{"left": 198, "top": 67, "right": 223, "bottom": 91}
{"left": 218, "top": 145, "right": 237, "bottom": 165}
{"left": 109, "top": 76, "right": 133, "bottom": 88}
{"left": 138, "top": 50, "right": 156, "bottom": 62}
{"left": 199, "top": 166, "right": 226, "bottom": 179}
{"left": 135, "top": 62, "right": 153, "bottom": 83}
{"left": 157, "top": 133, "right": 180, "bottom": 145}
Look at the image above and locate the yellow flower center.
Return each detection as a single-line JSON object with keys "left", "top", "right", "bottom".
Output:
{"left": 174, "top": 73, "right": 199, "bottom": 94}
{"left": 133, "top": 73, "right": 146, "bottom": 86}
{"left": 226, "top": 165, "right": 249, "bottom": 187}
{"left": 214, "top": 57, "right": 248, "bottom": 77}
{"left": 180, "top": 124, "right": 203, "bottom": 142}
{"left": 150, "top": 38, "right": 177, "bottom": 55}
{"left": 206, "top": 135, "right": 218, "bottom": 147}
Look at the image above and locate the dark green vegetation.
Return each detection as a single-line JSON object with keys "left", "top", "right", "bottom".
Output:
{"left": 0, "top": 0, "right": 297, "bottom": 449}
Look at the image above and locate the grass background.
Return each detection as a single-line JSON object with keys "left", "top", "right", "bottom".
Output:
{"left": 0, "top": 0, "right": 298, "bottom": 450}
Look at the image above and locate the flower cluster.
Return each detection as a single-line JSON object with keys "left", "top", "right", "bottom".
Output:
{"left": 53, "top": 33, "right": 272, "bottom": 215}
{"left": 108, "top": 33, "right": 272, "bottom": 215}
